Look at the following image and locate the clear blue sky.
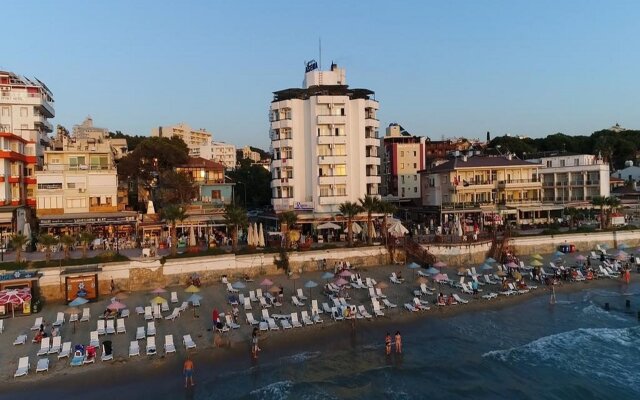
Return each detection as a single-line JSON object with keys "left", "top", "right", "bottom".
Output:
{"left": 4, "top": 0, "right": 639, "bottom": 148}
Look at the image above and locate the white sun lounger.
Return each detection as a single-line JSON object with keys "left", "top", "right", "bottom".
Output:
{"left": 482, "top": 292, "right": 498, "bottom": 300}
{"left": 331, "top": 307, "right": 344, "bottom": 321}
{"left": 372, "top": 301, "right": 385, "bottom": 317}
{"left": 14, "top": 356, "right": 29, "bottom": 377}
{"left": 35, "top": 358, "right": 49, "bottom": 373}
{"left": 301, "top": 311, "right": 314, "bottom": 326}
{"left": 390, "top": 273, "right": 402, "bottom": 284}
{"left": 183, "top": 334, "right": 196, "bottom": 349}
{"left": 249, "top": 290, "right": 258, "bottom": 302}
{"left": 227, "top": 283, "right": 239, "bottom": 293}
{"left": 243, "top": 297, "right": 252, "bottom": 310}
{"left": 358, "top": 305, "right": 373, "bottom": 319}
{"left": 413, "top": 297, "right": 430, "bottom": 311}
{"left": 246, "top": 313, "right": 260, "bottom": 326}
{"left": 311, "top": 310, "right": 323, "bottom": 323}
{"left": 322, "top": 302, "right": 332, "bottom": 314}
{"left": 292, "top": 296, "right": 305, "bottom": 307}
{"left": 13, "top": 334, "right": 27, "bottom": 345}
{"left": 146, "top": 336, "right": 157, "bottom": 355}
{"left": 53, "top": 312, "right": 65, "bottom": 327}
{"left": 58, "top": 341, "right": 71, "bottom": 359}
{"left": 116, "top": 318, "right": 126, "bottom": 333}
{"left": 89, "top": 331, "right": 99, "bottom": 347}
{"left": 136, "top": 326, "right": 146, "bottom": 340}
{"left": 259, "top": 297, "right": 271, "bottom": 309}
{"left": 382, "top": 298, "right": 397, "bottom": 308}
{"left": 147, "top": 321, "right": 156, "bottom": 336}
{"left": 164, "top": 334, "right": 176, "bottom": 354}
{"left": 136, "top": 306, "right": 145, "bottom": 315}
{"left": 48, "top": 336, "right": 62, "bottom": 354}
{"left": 69, "top": 313, "right": 78, "bottom": 323}
{"left": 289, "top": 312, "right": 302, "bottom": 328}
{"left": 144, "top": 306, "right": 153, "bottom": 320}
{"left": 296, "top": 288, "right": 308, "bottom": 301}
{"left": 280, "top": 318, "right": 292, "bottom": 329}
{"left": 171, "top": 291, "right": 178, "bottom": 304}
{"left": 225, "top": 315, "right": 240, "bottom": 329}
{"left": 106, "top": 319, "right": 115, "bottom": 334}
{"left": 165, "top": 308, "right": 180, "bottom": 321}
{"left": 101, "top": 344, "right": 114, "bottom": 361}
{"left": 179, "top": 302, "right": 189, "bottom": 312}
{"left": 161, "top": 301, "right": 170, "bottom": 313}
{"left": 80, "top": 308, "right": 90, "bottom": 322}
{"left": 404, "top": 303, "right": 419, "bottom": 312}
{"left": 97, "top": 320, "right": 105, "bottom": 335}
{"left": 153, "top": 304, "right": 162, "bottom": 318}
{"left": 129, "top": 340, "right": 140, "bottom": 357}
{"left": 375, "top": 288, "right": 387, "bottom": 299}
{"left": 121, "top": 309, "right": 130, "bottom": 318}
{"left": 452, "top": 294, "right": 469, "bottom": 304}
{"left": 31, "top": 317, "right": 43, "bottom": 331}
{"left": 37, "top": 337, "right": 51, "bottom": 356}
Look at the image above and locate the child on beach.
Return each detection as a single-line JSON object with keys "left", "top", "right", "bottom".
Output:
{"left": 395, "top": 331, "right": 402, "bottom": 354}
{"left": 385, "top": 333, "right": 392, "bottom": 355}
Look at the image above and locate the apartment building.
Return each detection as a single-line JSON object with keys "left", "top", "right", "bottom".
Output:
{"left": 381, "top": 123, "right": 425, "bottom": 201}
{"left": 241, "top": 146, "right": 261, "bottom": 163}
{"left": 72, "top": 116, "right": 128, "bottom": 159}
{"left": 528, "top": 153, "right": 610, "bottom": 205}
{"left": 269, "top": 62, "right": 381, "bottom": 215}
{"left": 211, "top": 141, "right": 236, "bottom": 169}
{"left": 151, "top": 123, "right": 212, "bottom": 159}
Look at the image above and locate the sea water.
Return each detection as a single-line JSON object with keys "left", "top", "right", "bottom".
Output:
{"left": 11, "top": 283, "right": 640, "bottom": 400}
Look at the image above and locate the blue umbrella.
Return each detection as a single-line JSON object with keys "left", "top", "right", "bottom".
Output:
{"left": 321, "top": 271, "right": 334, "bottom": 280}
{"left": 232, "top": 281, "right": 246, "bottom": 289}
{"left": 304, "top": 280, "right": 318, "bottom": 298}
{"left": 553, "top": 251, "right": 565, "bottom": 258}
{"left": 187, "top": 294, "right": 203, "bottom": 303}
{"left": 425, "top": 267, "right": 440, "bottom": 275}
{"left": 480, "top": 264, "right": 494, "bottom": 271}
{"left": 407, "top": 262, "right": 421, "bottom": 269}
{"left": 485, "top": 257, "right": 497, "bottom": 264}
{"left": 618, "top": 243, "right": 629, "bottom": 250}
{"left": 69, "top": 297, "right": 89, "bottom": 306}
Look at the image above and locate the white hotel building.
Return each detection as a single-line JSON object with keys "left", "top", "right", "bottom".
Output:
{"left": 269, "top": 63, "right": 381, "bottom": 216}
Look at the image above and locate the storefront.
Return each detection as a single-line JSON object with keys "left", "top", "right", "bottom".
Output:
{"left": 0, "top": 270, "right": 41, "bottom": 318}
{"left": 39, "top": 212, "right": 138, "bottom": 248}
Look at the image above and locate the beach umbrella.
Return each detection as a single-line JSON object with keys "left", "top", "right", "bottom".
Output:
{"left": 187, "top": 294, "right": 202, "bottom": 304}
{"left": 338, "top": 270, "right": 353, "bottom": 277}
{"left": 151, "top": 287, "right": 166, "bottom": 294}
{"left": 114, "top": 292, "right": 129, "bottom": 300}
{"left": 321, "top": 271, "right": 334, "bottom": 281}
{"left": 553, "top": 251, "right": 565, "bottom": 258}
{"left": 258, "top": 223, "right": 265, "bottom": 248}
{"left": 334, "top": 277, "right": 348, "bottom": 286}
{"left": 575, "top": 254, "right": 587, "bottom": 261}
{"left": 388, "top": 222, "right": 408, "bottom": 237}
{"left": 304, "top": 280, "right": 318, "bottom": 298}
{"left": 618, "top": 243, "right": 629, "bottom": 250}
{"left": 289, "top": 273, "right": 300, "bottom": 291}
{"left": 268, "top": 285, "right": 281, "bottom": 294}
{"left": 107, "top": 300, "right": 126, "bottom": 311}
{"left": 425, "top": 267, "right": 440, "bottom": 275}
{"left": 407, "top": 262, "right": 421, "bottom": 269}
{"left": 317, "top": 222, "right": 341, "bottom": 230}
{"left": 232, "top": 281, "right": 246, "bottom": 290}
{"left": 480, "top": 264, "right": 494, "bottom": 271}
{"left": 485, "top": 257, "right": 497, "bottom": 264}
{"left": 185, "top": 285, "right": 200, "bottom": 293}
{"left": 530, "top": 259, "right": 543, "bottom": 267}
{"left": 189, "top": 226, "right": 196, "bottom": 247}
{"left": 0, "top": 288, "right": 32, "bottom": 318}
{"left": 69, "top": 297, "right": 89, "bottom": 307}
{"left": 150, "top": 296, "right": 167, "bottom": 305}
{"left": 531, "top": 253, "right": 544, "bottom": 260}
{"left": 433, "top": 261, "right": 447, "bottom": 269}
{"left": 506, "top": 262, "right": 518, "bottom": 269}
{"left": 260, "top": 278, "right": 274, "bottom": 287}
{"left": 615, "top": 252, "right": 629, "bottom": 261}
{"left": 433, "top": 273, "right": 447, "bottom": 282}
{"left": 416, "top": 276, "right": 429, "bottom": 285}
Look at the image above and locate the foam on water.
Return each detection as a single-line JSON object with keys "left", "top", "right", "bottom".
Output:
{"left": 483, "top": 326, "right": 640, "bottom": 392}
{"left": 249, "top": 380, "right": 293, "bottom": 399}
{"left": 279, "top": 351, "right": 322, "bottom": 364}
{"left": 582, "top": 303, "right": 631, "bottom": 322}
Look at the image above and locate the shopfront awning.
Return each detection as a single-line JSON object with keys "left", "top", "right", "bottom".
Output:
{"left": 39, "top": 212, "right": 138, "bottom": 227}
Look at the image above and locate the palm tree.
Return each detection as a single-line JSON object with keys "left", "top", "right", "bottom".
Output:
{"left": 78, "top": 231, "right": 96, "bottom": 259}
{"left": 359, "top": 195, "right": 380, "bottom": 245}
{"left": 161, "top": 204, "right": 188, "bottom": 256}
{"left": 606, "top": 196, "right": 621, "bottom": 227}
{"left": 224, "top": 204, "right": 248, "bottom": 252}
{"left": 591, "top": 196, "right": 607, "bottom": 229}
{"left": 377, "top": 200, "right": 397, "bottom": 246}
{"left": 59, "top": 234, "right": 75, "bottom": 260}
{"left": 38, "top": 234, "right": 59, "bottom": 264}
{"left": 564, "top": 207, "right": 578, "bottom": 229}
{"left": 10, "top": 234, "right": 28, "bottom": 263}
{"left": 339, "top": 201, "right": 363, "bottom": 247}
{"left": 278, "top": 211, "right": 298, "bottom": 249}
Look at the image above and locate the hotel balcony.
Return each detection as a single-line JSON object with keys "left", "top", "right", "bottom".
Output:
{"left": 271, "top": 137, "right": 294, "bottom": 149}
{"left": 318, "top": 175, "right": 347, "bottom": 185}
{"left": 39, "top": 164, "right": 116, "bottom": 173}
{"left": 34, "top": 115, "right": 53, "bottom": 133}
{"left": 366, "top": 175, "right": 380, "bottom": 184}
{"left": 497, "top": 179, "right": 542, "bottom": 189}
{"left": 317, "top": 135, "right": 347, "bottom": 145}
{"left": 365, "top": 156, "right": 380, "bottom": 166}
{"left": 271, "top": 177, "right": 295, "bottom": 188}
{"left": 364, "top": 117, "right": 379, "bottom": 128}
{"left": 318, "top": 155, "right": 347, "bottom": 165}
{"left": 271, "top": 159, "right": 290, "bottom": 169}
{"left": 272, "top": 197, "right": 294, "bottom": 210}
{"left": 4, "top": 93, "right": 55, "bottom": 118}
{"left": 317, "top": 115, "right": 346, "bottom": 125}
{"left": 319, "top": 195, "right": 348, "bottom": 205}
{"left": 271, "top": 119, "right": 293, "bottom": 130}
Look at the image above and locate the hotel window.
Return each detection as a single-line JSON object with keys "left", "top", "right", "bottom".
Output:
{"left": 90, "top": 156, "right": 109, "bottom": 170}
{"left": 574, "top": 159, "right": 579, "bottom": 166}
{"left": 335, "top": 184, "right": 347, "bottom": 196}
{"left": 334, "top": 164, "right": 347, "bottom": 176}
{"left": 67, "top": 182, "right": 76, "bottom": 189}
{"left": 320, "top": 185, "right": 331, "bottom": 197}
{"left": 0, "top": 124, "right": 9, "bottom": 132}
{"left": 401, "top": 151, "right": 404, "bottom": 157}
{"left": 334, "top": 144, "right": 346, "bottom": 156}
{"left": 211, "top": 190, "right": 221, "bottom": 199}
{"left": 546, "top": 161, "right": 552, "bottom": 167}
{"left": 560, "top": 160, "right": 566, "bottom": 167}
{"left": 318, "top": 145, "right": 330, "bottom": 156}
{"left": 69, "top": 156, "right": 86, "bottom": 170}
{"left": 1, "top": 107, "right": 9, "bottom": 116}
{"left": 414, "top": 187, "right": 417, "bottom": 193}
{"left": 414, "top": 163, "right": 417, "bottom": 168}
{"left": 414, "top": 151, "right": 417, "bottom": 156}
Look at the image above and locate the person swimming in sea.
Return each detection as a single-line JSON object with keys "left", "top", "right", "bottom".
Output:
{"left": 385, "top": 333, "right": 392, "bottom": 355}
{"left": 395, "top": 331, "right": 402, "bottom": 354}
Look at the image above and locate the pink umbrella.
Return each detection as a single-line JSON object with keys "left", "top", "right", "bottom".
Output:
{"left": 506, "top": 262, "right": 519, "bottom": 269}
{"left": 260, "top": 278, "right": 274, "bottom": 287}
{"left": 107, "top": 300, "right": 127, "bottom": 310}
{"left": 151, "top": 288, "right": 166, "bottom": 294}
{"left": 575, "top": 254, "right": 587, "bottom": 261}
{"left": 433, "top": 261, "right": 447, "bottom": 268}
{"left": 0, "top": 288, "right": 32, "bottom": 318}
{"left": 434, "top": 273, "right": 448, "bottom": 282}
{"left": 334, "top": 277, "right": 349, "bottom": 286}
{"left": 338, "top": 270, "right": 353, "bottom": 277}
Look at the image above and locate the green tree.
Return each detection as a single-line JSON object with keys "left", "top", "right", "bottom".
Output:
{"left": 278, "top": 211, "right": 298, "bottom": 249}
{"left": 161, "top": 204, "right": 188, "bottom": 256}
{"left": 339, "top": 201, "right": 363, "bottom": 247}
{"left": 79, "top": 231, "right": 96, "bottom": 259}
{"left": 564, "top": 207, "right": 578, "bottom": 229}
{"left": 377, "top": 200, "right": 397, "bottom": 246}
{"left": 606, "top": 196, "right": 621, "bottom": 227}
{"left": 591, "top": 196, "right": 607, "bottom": 229}
{"left": 227, "top": 159, "right": 272, "bottom": 207}
{"left": 359, "top": 195, "right": 380, "bottom": 245}
{"left": 38, "top": 234, "right": 59, "bottom": 264}
{"left": 158, "top": 170, "right": 197, "bottom": 205}
{"left": 10, "top": 234, "right": 28, "bottom": 263}
{"left": 59, "top": 235, "right": 75, "bottom": 260}
{"left": 223, "top": 204, "right": 248, "bottom": 252}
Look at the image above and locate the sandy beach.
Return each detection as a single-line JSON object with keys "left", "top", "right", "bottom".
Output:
{"left": 0, "top": 253, "right": 629, "bottom": 397}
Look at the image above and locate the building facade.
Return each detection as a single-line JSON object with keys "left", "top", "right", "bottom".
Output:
{"left": 381, "top": 123, "right": 425, "bottom": 201}
{"left": 611, "top": 164, "right": 640, "bottom": 183}
{"left": 241, "top": 146, "right": 261, "bottom": 163}
{"left": 211, "top": 141, "right": 237, "bottom": 169}
{"left": 151, "top": 123, "right": 212, "bottom": 159}
{"left": 72, "top": 116, "right": 128, "bottom": 159}
{"left": 269, "top": 62, "right": 381, "bottom": 216}
{"left": 529, "top": 153, "right": 610, "bottom": 205}
{"left": 175, "top": 157, "right": 233, "bottom": 206}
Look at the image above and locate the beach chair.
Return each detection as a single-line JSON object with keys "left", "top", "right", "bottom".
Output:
{"left": 499, "top": 286, "right": 515, "bottom": 296}
{"left": 179, "top": 301, "right": 189, "bottom": 312}
{"left": 136, "top": 306, "right": 145, "bottom": 315}
{"left": 48, "top": 336, "right": 62, "bottom": 354}
{"left": 256, "top": 288, "right": 265, "bottom": 299}
{"left": 100, "top": 341, "right": 114, "bottom": 361}
{"left": 417, "top": 270, "right": 430, "bottom": 278}
{"left": 164, "top": 334, "right": 176, "bottom": 354}
{"left": 161, "top": 301, "right": 170, "bottom": 313}
{"left": 146, "top": 336, "right": 157, "bottom": 355}
{"left": 482, "top": 292, "right": 498, "bottom": 300}
{"left": 147, "top": 321, "right": 156, "bottom": 336}
{"left": 296, "top": 288, "right": 308, "bottom": 301}
{"left": 575, "top": 270, "right": 587, "bottom": 281}
{"left": 58, "top": 341, "right": 72, "bottom": 359}
{"left": 183, "top": 334, "right": 196, "bottom": 349}
{"left": 420, "top": 283, "right": 433, "bottom": 296}
{"left": 153, "top": 304, "right": 162, "bottom": 319}
{"left": 216, "top": 318, "right": 230, "bottom": 333}
{"left": 292, "top": 296, "right": 305, "bottom": 307}
{"left": 453, "top": 294, "right": 469, "bottom": 304}
{"left": 290, "top": 312, "right": 303, "bottom": 328}
{"left": 372, "top": 300, "right": 385, "bottom": 317}
{"left": 136, "top": 326, "right": 146, "bottom": 340}
{"left": 322, "top": 302, "right": 332, "bottom": 314}
{"left": 80, "top": 308, "right": 90, "bottom": 322}
{"left": 171, "top": 291, "right": 178, "bottom": 304}
{"left": 37, "top": 337, "right": 51, "bottom": 356}
{"left": 331, "top": 307, "right": 344, "bottom": 321}
{"left": 13, "top": 334, "right": 27, "bottom": 345}
{"left": 121, "top": 309, "right": 130, "bottom": 318}
{"left": 301, "top": 311, "right": 314, "bottom": 326}
{"left": 375, "top": 288, "right": 387, "bottom": 299}
{"left": 460, "top": 282, "right": 473, "bottom": 295}
{"left": 280, "top": 317, "right": 292, "bottom": 329}
{"left": 165, "top": 308, "right": 180, "bottom": 321}
{"left": 259, "top": 297, "right": 272, "bottom": 309}
{"left": 225, "top": 314, "right": 240, "bottom": 329}
{"left": 129, "top": 340, "right": 140, "bottom": 357}
{"left": 114, "top": 318, "right": 126, "bottom": 334}
{"left": 605, "top": 267, "right": 620, "bottom": 278}
{"left": 382, "top": 298, "right": 397, "bottom": 308}
{"left": 358, "top": 305, "right": 373, "bottom": 319}
{"left": 53, "top": 312, "right": 65, "bottom": 327}
{"left": 106, "top": 319, "right": 116, "bottom": 334}
{"left": 14, "top": 357, "right": 29, "bottom": 377}
{"left": 311, "top": 299, "right": 322, "bottom": 315}
{"left": 389, "top": 273, "right": 402, "bottom": 284}
{"left": 35, "top": 358, "right": 49, "bottom": 373}
{"left": 227, "top": 283, "right": 239, "bottom": 293}
{"left": 249, "top": 290, "right": 258, "bottom": 302}
{"left": 144, "top": 306, "right": 153, "bottom": 320}
{"left": 368, "top": 287, "right": 378, "bottom": 299}
{"left": 311, "top": 310, "right": 323, "bottom": 324}
{"left": 31, "top": 317, "right": 43, "bottom": 331}
{"left": 405, "top": 302, "right": 419, "bottom": 312}
{"left": 484, "top": 275, "right": 497, "bottom": 285}
{"left": 90, "top": 331, "right": 99, "bottom": 347}
{"left": 97, "top": 320, "right": 106, "bottom": 335}
{"left": 509, "top": 283, "right": 529, "bottom": 294}
{"left": 83, "top": 346, "right": 97, "bottom": 364}
{"left": 413, "top": 297, "right": 430, "bottom": 311}
{"left": 246, "top": 313, "right": 260, "bottom": 326}
{"left": 69, "top": 313, "right": 78, "bottom": 323}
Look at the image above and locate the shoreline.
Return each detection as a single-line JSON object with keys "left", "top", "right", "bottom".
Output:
{"left": 0, "top": 275, "right": 624, "bottom": 398}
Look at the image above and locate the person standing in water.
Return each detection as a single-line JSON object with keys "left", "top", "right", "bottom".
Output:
{"left": 183, "top": 356, "right": 195, "bottom": 388}
{"left": 251, "top": 327, "right": 260, "bottom": 359}
{"left": 395, "top": 331, "right": 402, "bottom": 354}
{"left": 385, "top": 333, "right": 392, "bottom": 355}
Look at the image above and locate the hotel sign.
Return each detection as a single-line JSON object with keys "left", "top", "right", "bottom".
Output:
{"left": 40, "top": 215, "right": 137, "bottom": 226}
{"left": 294, "top": 201, "right": 314, "bottom": 211}
{"left": 305, "top": 60, "right": 318, "bottom": 73}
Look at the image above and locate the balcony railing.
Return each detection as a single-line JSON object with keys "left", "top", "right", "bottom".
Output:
{"left": 40, "top": 164, "right": 114, "bottom": 172}
{"left": 497, "top": 178, "right": 540, "bottom": 184}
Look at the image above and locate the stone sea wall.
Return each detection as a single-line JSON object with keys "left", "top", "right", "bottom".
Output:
{"left": 509, "top": 230, "right": 640, "bottom": 255}
{"left": 416, "top": 241, "right": 493, "bottom": 266}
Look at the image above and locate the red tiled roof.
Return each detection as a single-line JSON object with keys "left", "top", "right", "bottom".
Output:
{"left": 178, "top": 157, "right": 224, "bottom": 171}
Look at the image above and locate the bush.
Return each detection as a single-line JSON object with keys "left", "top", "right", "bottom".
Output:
{"left": 0, "top": 253, "right": 130, "bottom": 271}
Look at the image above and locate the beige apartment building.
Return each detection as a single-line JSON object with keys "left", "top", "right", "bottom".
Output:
{"left": 151, "top": 123, "right": 212, "bottom": 158}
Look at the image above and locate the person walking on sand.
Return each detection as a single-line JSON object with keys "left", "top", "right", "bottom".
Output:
{"left": 183, "top": 356, "right": 195, "bottom": 388}
{"left": 385, "top": 333, "right": 392, "bottom": 355}
{"left": 395, "top": 331, "right": 402, "bottom": 354}
{"left": 251, "top": 327, "right": 260, "bottom": 359}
